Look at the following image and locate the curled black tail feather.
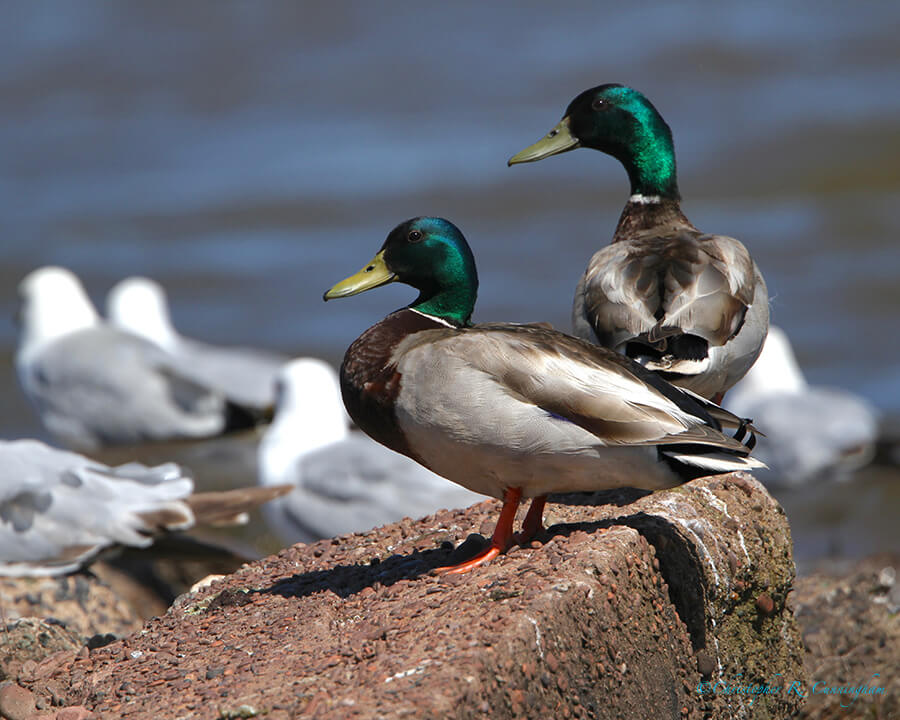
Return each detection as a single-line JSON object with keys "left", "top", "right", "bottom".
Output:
{"left": 732, "top": 417, "right": 761, "bottom": 450}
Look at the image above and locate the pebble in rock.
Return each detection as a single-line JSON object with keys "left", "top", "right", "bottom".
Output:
{"left": 54, "top": 707, "right": 94, "bottom": 720}
{"left": 0, "top": 681, "right": 36, "bottom": 720}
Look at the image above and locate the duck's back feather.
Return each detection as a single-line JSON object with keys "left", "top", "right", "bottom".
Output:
{"left": 577, "top": 231, "right": 755, "bottom": 352}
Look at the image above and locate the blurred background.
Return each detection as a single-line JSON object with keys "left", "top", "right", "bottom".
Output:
{"left": 1, "top": 2, "right": 897, "bottom": 572}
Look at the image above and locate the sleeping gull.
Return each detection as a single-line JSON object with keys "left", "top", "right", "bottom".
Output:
{"left": 106, "top": 276, "right": 288, "bottom": 410}
{"left": 0, "top": 438, "right": 289, "bottom": 576}
{"left": 726, "top": 325, "right": 879, "bottom": 486}
{"left": 258, "top": 358, "right": 482, "bottom": 545}
{"left": 16, "top": 266, "right": 261, "bottom": 449}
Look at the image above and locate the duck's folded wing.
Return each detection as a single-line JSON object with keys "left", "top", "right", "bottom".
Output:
{"left": 417, "top": 326, "right": 750, "bottom": 453}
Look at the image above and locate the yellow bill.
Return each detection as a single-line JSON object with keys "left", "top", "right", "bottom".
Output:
{"left": 508, "top": 116, "right": 579, "bottom": 165}
{"left": 323, "top": 250, "right": 396, "bottom": 300}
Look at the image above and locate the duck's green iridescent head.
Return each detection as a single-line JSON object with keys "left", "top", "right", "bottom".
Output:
{"left": 509, "top": 83, "right": 679, "bottom": 199}
{"left": 323, "top": 217, "right": 478, "bottom": 327}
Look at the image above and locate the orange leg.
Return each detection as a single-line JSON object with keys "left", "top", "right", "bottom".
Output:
{"left": 434, "top": 487, "right": 522, "bottom": 575}
{"left": 515, "top": 494, "right": 547, "bottom": 544}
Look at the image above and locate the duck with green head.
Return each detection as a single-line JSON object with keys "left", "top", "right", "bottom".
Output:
{"left": 325, "top": 217, "right": 763, "bottom": 574}
{"left": 509, "top": 84, "right": 769, "bottom": 403}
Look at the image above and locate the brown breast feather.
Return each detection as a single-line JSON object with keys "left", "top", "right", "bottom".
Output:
{"left": 340, "top": 310, "right": 452, "bottom": 462}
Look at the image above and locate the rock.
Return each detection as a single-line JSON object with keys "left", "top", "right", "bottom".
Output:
{"left": 0, "top": 538, "right": 255, "bottom": 653}
{"left": 0, "top": 619, "right": 82, "bottom": 682}
{"left": 0, "top": 574, "right": 141, "bottom": 640}
{"left": 21, "top": 473, "right": 806, "bottom": 718}
{"left": 90, "top": 536, "right": 257, "bottom": 620}
{"left": 0, "top": 681, "right": 35, "bottom": 720}
{"left": 53, "top": 707, "right": 95, "bottom": 720}
{"left": 793, "top": 553, "right": 899, "bottom": 720}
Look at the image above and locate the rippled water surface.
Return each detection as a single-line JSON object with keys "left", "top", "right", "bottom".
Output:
{"left": 1, "top": 2, "right": 898, "bottom": 569}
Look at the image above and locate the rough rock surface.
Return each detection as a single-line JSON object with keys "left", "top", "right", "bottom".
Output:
{"left": 0, "top": 575, "right": 142, "bottom": 644}
{"left": 0, "top": 536, "right": 260, "bottom": 656}
{"left": 0, "top": 618, "right": 84, "bottom": 683}
{"left": 10, "top": 472, "right": 805, "bottom": 719}
{"left": 794, "top": 553, "right": 899, "bottom": 720}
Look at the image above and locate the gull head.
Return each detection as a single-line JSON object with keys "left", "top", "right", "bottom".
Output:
{"left": 106, "top": 276, "right": 178, "bottom": 350}
{"left": 16, "top": 266, "right": 100, "bottom": 360}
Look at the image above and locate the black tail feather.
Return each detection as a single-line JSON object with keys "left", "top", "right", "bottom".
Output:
{"left": 732, "top": 416, "right": 761, "bottom": 451}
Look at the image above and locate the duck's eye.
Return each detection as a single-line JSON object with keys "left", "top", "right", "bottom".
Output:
{"left": 591, "top": 98, "right": 607, "bottom": 111}
{"left": 408, "top": 230, "right": 423, "bottom": 243}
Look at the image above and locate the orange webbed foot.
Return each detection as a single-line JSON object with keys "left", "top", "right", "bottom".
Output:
{"left": 433, "top": 544, "right": 504, "bottom": 575}
{"left": 432, "top": 487, "right": 522, "bottom": 575}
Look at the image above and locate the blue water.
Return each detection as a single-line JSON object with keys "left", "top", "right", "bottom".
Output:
{"left": 1, "top": 2, "right": 898, "bottom": 567}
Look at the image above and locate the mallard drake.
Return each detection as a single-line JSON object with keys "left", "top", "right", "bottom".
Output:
{"left": 509, "top": 84, "right": 769, "bottom": 402}
{"left": 324, "top": 217, "right": 763, "bottom": 573}
{"left": 16, "top": 267, "right": 261, "bottom": 448}
{"left": 258, "top": 358, "right": 481, "bottom": 544}
{"left": 107, "top": 276, "right": 288, "bottom": 411}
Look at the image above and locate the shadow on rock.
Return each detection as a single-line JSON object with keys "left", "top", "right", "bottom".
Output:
{"left": 258, "top": 501, "right": 708, "bottom": 659}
